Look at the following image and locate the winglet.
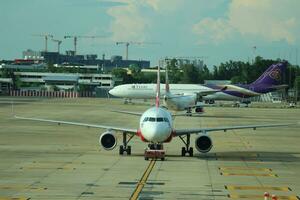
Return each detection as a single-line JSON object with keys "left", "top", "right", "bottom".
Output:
{"left": 156, "top": 66, "right": 160, "bottom": 107}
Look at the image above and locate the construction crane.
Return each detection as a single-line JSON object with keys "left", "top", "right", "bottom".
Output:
{"left": 116, "top": 42, "right": 160, "bottom": 60}
{"left": 32, "top": 34, "right": 53, "bottom": 52}
{"left": 51, "top": 39, "right": 62, "bottom": 53}
{"left": 64, "top": 35, "right": 105, "bottom": 55}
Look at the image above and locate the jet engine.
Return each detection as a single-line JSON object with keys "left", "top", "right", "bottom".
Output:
{"left": 99, "top": 131, "right": 117, "bottom": 150}
{"left": 195, "top": 135, "right": 212, "bottom": 153}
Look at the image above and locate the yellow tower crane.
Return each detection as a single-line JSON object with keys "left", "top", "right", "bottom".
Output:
{"left": 64, "top": 35, "right": 105, "bottom": 55}
{"left": 32, "top": 33, "right": 53, "bottom": 52}
{"left": 51, "top": 39, "right": 62, "bottom": 53}
{"left": 116, "top": 41, "right": 160, "bottom": 60}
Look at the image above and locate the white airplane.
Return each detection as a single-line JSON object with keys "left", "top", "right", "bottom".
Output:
{"left": 15, "top": 67, "right": 291, "bottom": 159}
{"left": 163, "top": 66, "right": 205, "bottom": 114}
{"left": 109, "top": 83, "right": 216, "bottom": 102}
{"left": 109, "top": 62, "right": 288, "bottom": 104}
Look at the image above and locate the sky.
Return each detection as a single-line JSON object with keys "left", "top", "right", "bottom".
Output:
{"left": 0, "top": 0, "right": 300, "bottom": 68}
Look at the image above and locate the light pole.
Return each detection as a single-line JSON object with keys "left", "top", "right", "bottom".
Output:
{"left": 252, "top": 46, "right": 257, "bottom": 64}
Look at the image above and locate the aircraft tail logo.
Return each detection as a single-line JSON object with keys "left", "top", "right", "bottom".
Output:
{"left": 269, "top": 68, "right": 281, "bottom": 81}
{"left": 250, "top": 62, "right": 286, "bottom": 86}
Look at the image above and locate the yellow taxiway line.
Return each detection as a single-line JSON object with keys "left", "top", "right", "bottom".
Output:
{"left": 130, "top": 159, "right": 156, "bottom": 200}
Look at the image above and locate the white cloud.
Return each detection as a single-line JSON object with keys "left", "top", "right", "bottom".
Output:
{"left": 192, "top": 0, "right": 300, "bottom": 44}
{"left": 106, "top": 0, "right": 149, "bottom": 42}
{"left": 141, "top": 0, "right": 183, "bottom": 12}
{"left": 104, "top": 0, "right": 182, "bottom": 42}
{"left": 193, "top": 18, "right": 236, "bottom": 44}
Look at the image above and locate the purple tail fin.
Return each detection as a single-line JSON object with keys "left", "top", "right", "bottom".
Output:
{"left": 250, "top": 62, "right": 287, "bottom": 86}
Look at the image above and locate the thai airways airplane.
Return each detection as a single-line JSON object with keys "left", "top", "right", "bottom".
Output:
{"left": 15, "top": 67, "right": 291, "bottom": 159}
{"left": 109, "top": 62, "right": 287, "bottom": 104}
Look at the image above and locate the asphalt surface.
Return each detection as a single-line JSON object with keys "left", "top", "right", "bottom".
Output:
{"left": 0, "top": 97, "right": 299, "bottom": 200}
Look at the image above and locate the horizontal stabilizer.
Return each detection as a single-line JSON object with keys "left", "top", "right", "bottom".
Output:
{"left": 266, "top": 84, "right": 288, "bottom": 90}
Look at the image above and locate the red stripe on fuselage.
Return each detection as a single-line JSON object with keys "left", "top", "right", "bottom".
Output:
{"left": 137, "top": 129, "right": 174, "bottom": 143}
{"left": 163, "top": 130, "right": 174, "bottom": 143}
{"left": 137, "top": 129, "right": 148, "bottom": 142}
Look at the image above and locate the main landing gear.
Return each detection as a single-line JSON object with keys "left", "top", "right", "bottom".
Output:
{"left": 119, "top": 132, "right": 134, "bottom": 155}
{"left": 186, "top": 108, "right": 192, "bottom": 116}
{"left": 179, "top": 134, "right": 193, "bottom": 157}
{"left": 124, "top": 98, "right": 132, "bottom": 104}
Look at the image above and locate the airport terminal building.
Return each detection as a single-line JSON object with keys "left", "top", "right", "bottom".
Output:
{"left": 0, "top": 49, "right": 150, "bottom": 97}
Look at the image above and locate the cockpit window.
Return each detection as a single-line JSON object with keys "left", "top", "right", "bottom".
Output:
{"left": 149, "top": 117, "right": 155, "bottom": 122}
{"left": 143, "top": 117, "right": 170, "bottom": 123}
{"left": 157, "top": 117, "right": 164, "bottom": 122}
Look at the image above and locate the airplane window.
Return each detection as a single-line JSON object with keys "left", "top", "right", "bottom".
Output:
{"left": 157, "top": 117, "right": 164, "bottom": 122}
{"left": 164, "top": 118, "right": 169, "bottom": 122}
{"left": 149, "top": 117, "right": 155, "bottom": 122}
{"left": 143, "top": 117, "right": 149, "bottom": 122}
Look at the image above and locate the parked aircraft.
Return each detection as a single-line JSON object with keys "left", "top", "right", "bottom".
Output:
{"left": 109, "top": 62, "right": 287, "bottom": 104}
{"left": 163, "top": 65, "right": 205, "bottom": 114}
{"left": 15, "top": 66, "right": 290, "bottom": 159}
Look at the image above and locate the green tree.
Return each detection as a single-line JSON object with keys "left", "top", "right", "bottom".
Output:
{"left": 200, "top": 65, "right": 211, "bottom": 81}
{"left": 111, "top": 68, "right": 133, "bottom": 84}
{"left": 231, "top": 76, "right": 247, "bottom": 84}
{"left": 181, "top": 64, "right": 200, "bottom": 83}
{"left": 167, "top": 59, "right": 181, "bottom": 83}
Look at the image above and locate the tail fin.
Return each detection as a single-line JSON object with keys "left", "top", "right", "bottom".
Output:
{"left": 250, "top": 62, "right": 287, "bottom": 86}
{"left": 165, "top": 65, "right": 170, "bottom": 93}
{"left": 156, "top": 66, "right": 160, "bottom": 107}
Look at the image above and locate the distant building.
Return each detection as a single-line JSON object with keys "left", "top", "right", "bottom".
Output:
{"left": 2, "top": 63, "right": 47, "bottom": 71}
{"left": 159, "top": 57, "right": 205, "bottom": 70}
{"left": 0, "top": 78, "right": 12, "bottom": 94}
{"left": 1, "top": 49, "right": 150, "bottom": 96}
{"left": 13, "top": 72, "right": 116, "bottom": 91}
{"left": 23, "top": 49, "right": 43, "bottom": 60}
{"left": 40, "top": 51, "right": 150, "bottom": 70}
{"left": 21, "top": 49, "right": 151, "bottom": 70}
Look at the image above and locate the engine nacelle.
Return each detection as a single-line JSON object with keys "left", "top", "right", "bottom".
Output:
{"left": 195, "top": 135, "right": 213, "bottom": 153}
{"left": 99, "top": 131, "right": 117, "bottom": 150}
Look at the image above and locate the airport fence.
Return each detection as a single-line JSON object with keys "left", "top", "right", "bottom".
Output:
{"left": 9, "top": 90, "right": 95, "bottom": 98}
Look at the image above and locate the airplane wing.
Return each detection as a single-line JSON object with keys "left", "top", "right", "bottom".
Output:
{"left": 14, "top": 116, "right": 137, "bottom": 134}
{"left": 174, "top": 123, "right": 292, "bottom": 136}
{"left": 111, "top": 110, "right": 143, "bottom": 116}
{"left": 111, "top": 109, "right": 199, "bottom": 117}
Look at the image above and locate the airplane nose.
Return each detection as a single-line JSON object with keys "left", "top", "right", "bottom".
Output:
{"left": 109, "top": 88, "right": 117, "bottom": 96}
{"left": 142, "top": 123, "right": 171, "bottom": 142}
